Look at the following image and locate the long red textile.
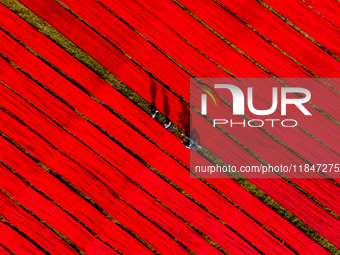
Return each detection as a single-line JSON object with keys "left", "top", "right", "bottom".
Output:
{"left": 57, "top": 0, "right": 340, "bottom": 216}
{"left": 0, "top": 133, "right": 165, "bottom": 253}
{"left": 0, "top": 246, "right": 10, "bottom": 255}
{"left": 0, "top": 163, "right": 118, "bottom": 255}
{"left": 15, "top": 0, "right": 340, "bottom": 213}
{"left": 261, "top": 0, "right": 340, "bottom": 58}
{"left": 0, "top": 222, "right": 45, "bottom": 255}
{"left": 118, "top": 0, "right": 340, "bottom": 142}
{"left": 304, "top": 0, "right": 340, "bottom": 29}
{"left": 0, "top": 3, "right": 189, "bottom": 165}
{"left": 1, "top": 0, "right": 339, "bottom": 253}
{"left": 112, "top": 0, "right": 340, "bottom": 155}
{"left": 0, "top": 95, "right": 187, "bottom": 253}
{"left": 15, "top": 0, "right": 340, "bottom": 152}
{"left": 0, "top": 189, "right": 79, "bottom": 255}
{"left": 31, "top": 0, "right": 340, "bottom": 163}
{"left": 7, "top": 0, "right": 340, "bottom": 247}
{"left": 0, "top": 67, "right": 328, "bottom": 254}
{"left": 0, "top": 40, "right": 333, "bottom": 255}
{"left": 213, "top": 0, "right": 340, "bottom": 78}
{"left": 3, "top": 55, "right": 318, "bottom": 255}
{"left": 171, "top": 0, "right": 340, "bottom": 118}
{"left": 0, "top": 105, "right": 219, "bottom": 254}
{"left": 58, "top": 0, "right": 340, "bottom": 220}
{"left": 0, "top": 26, "right": 302, "bottom": 253}
{"left": 12, "top": 0, "right": 339, "bottom": 172}
{"left": 98, "top": 0, "right": 308, "bottom": 80}
{"left": 0, "top": 60, "right": 266, "bottom": 254}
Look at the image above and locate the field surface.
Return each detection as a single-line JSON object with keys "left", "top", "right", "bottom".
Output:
{"left": 0, "top": 0, "right": 340, "bottom": 254}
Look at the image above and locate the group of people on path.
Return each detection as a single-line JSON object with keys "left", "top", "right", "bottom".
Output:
{"left": 150, "top": 107, "right": 172, "bottom": 131}
{"left": 149, "top": 106, "right": 201, "bottom": 151}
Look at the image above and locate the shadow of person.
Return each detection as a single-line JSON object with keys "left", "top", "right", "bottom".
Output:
{"left": 150, "top": 75, "right": 157, "bottom": 110}
{"left": 177, "top": 100, "right": 191, "bottom": 135}
{"left": 162, "top": 87, "right": 171, "bottom": 122}
{"left": 177, "top": 100, "right": 200, "bottom": 143}
{"left": 190, "top": 127, "right": 200, "bottom": 143}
